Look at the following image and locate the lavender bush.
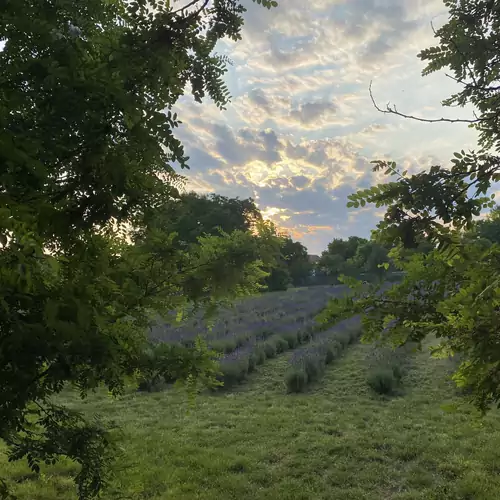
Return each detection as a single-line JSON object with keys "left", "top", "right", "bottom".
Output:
{"left": 365, "top": 340, "right": 417, "bottom": 395}
{"left": 285, "top": 316, "right": 362, "bottom": 393}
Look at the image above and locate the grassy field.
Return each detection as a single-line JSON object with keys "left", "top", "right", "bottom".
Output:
{"left": 3, "top": 338, "right": 500, "bottom": 499}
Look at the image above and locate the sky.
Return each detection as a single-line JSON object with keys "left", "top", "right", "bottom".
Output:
{"left": 172, "top": 0, "right": 480, "bottom": 255}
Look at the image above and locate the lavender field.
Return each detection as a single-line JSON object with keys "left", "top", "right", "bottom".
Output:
{"left": 5, "top": 286, "right": 500, "bottom": 500}
{"left": 148, "top": 285, "right": 360, "bottom": 390}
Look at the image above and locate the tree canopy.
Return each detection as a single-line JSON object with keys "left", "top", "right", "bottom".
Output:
{"left": 316, "top": 236, "right": 394, "bottom": 283}
{"left": 144, "top": 192, "right": 263, "bottom": 247}
{"left": 0, "top": 0, "right": 278, "bottom": 498}
{"left": 317, "top": 237, "right": 367, "bottom": 277}
{"left": 320, "top": 0, "right": 500, "bottom": 412}
{"left": 473, "top": 205, "right": 500, "bottom": 244}
{"left": 281, "top": 237, "right": 312, "bottom": 287}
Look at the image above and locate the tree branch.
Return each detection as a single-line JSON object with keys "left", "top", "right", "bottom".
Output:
{"left": 369, "top": 80, "right": 481, "bottom": 125}
{"left": 171, "top": 0, "right": 205, "bottom": 16}
{"left": 172, "top": 0, "right": 210, "bottom": 19}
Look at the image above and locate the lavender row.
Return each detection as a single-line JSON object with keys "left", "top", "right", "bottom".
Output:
{"left": 285, "top": 315, "right": 362, "bottom": 392}
{"left": 215, "top": 324, "right": 317, "bottom": 389}
{"left": 149, "top": 285, "right": 350, "bottom": 354}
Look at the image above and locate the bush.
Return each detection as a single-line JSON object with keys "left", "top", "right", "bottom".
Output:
{"left": 219, "top": 360, "right": 249, "bottom": 388}
{"left": 304, "top": 357, "right": 323, "bottom": 382}
{"left": 274, "top": 336, "right": 289, "bottom": 354}
{"left": 247, "top": 353, "right": 257, "bottom": 373}
{"left": 347, "top": 326, "right": 361, "bottom": 343}
{"left": 137, "top": 375, "right": 166, "bottom": 392}
{"left": 367, "top": 368, "right": 397, "bottom": 395}
{"left": 259, "top": 329, "right": 274, "bottom": 340}
{"left": 337, "top": 331, "right": 351, "bottom": 349}
{"left": 254, "top": 346, "right": 266, "bottom": 365}
{"left": 325, "top": 344, "right": 337, "bottom": 364}
{"left": 283, "top": 332, "right": 299, "bottom": 349}
{"left": 391, "top": 362, "right": 404, "bottom": 381}
{"left": 223, "top": 339, "right": 238, "bottom": 354}
{"left": 235, "top": 334, "right": 250, "bottom": 348}
{"left": 298, "top": 329, "right": 312, "bottom": 344}
{"left": 211, "top": 338, "right": 237, "bottom": 354}
{"left": 331, "top": 340, "right": 342, "bottom": 354}
{"left": 365, "top": 342, "right": 416, "bottom": 395}
{"left": 263, "top": 341, "right": 277, "bottom": 359}
{"left": 285, "top": 369, "right": 308, "bottom": 393}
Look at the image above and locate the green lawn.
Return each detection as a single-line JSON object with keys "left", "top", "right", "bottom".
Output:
{"left": 3, "top": 340, "right": 500, "bottom": 500}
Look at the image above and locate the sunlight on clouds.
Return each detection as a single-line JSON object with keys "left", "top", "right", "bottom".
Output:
{"left": 171, "top": 0, "right": 480, "bottom": 254}
{"left": 183, "top": 177, "right": 216, "bottom": 194}
{"left": 239, "top": 160, "right": 278, "bottom": 187}
{"left": 260, "top": 206, "right": 288, "bottom": 219}
{"left": 284, "top": 225, "right": 336, "bottom": 243}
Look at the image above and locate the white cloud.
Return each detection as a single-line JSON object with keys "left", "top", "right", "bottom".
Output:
{"left": 171, "top": 0, "right": 480, "bottom": 254}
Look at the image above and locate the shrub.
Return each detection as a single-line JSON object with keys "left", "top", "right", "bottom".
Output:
{"left": 219, "top": 360, "right": 249, "bottom": 388}
{"left": 365, "top": 342, "right": 416, "bottom": 395}
{"left": 391, "top": 362, "right": 404, "bottom": 381}
{"left": 260, "top": 329, "right": 274, "bottom": 340}
{"left": 367, "top": 368, "right": 397, "bottom": 395}
{"left": 263, "top": 341, "right": 277, "bottom": 359}
{"left": 235, "top": 334, "right": 250, "bottom": 348}
{"left": 254, "top": 346, "right": 266, "bottom": 365}
{"left": 211, "top": 338, "right": 237, "bottom": 354}
{"left": 283, "top": 332, "right": 298, "bottom": 349}
{"left": 337, "top": 331, "right": 351, "bottom": 349}
{"left": 285, "top": 369, "right": 308, "bottom": 393}
{"left": 137, "top": 375, "right": 166, "bottom": 392}
{"left": 298, "top": 329, "right": 312, "bottom": 343}
{"left": 247, "top": 353, "right": 257, "bottom": 373}
{"left": 330, "top": 340, "right": 342, "bottom": 354}
{"left": 223, "top": 339, "right": 238, "bottom": 354}
{"left": 325, "top": 344, "right": 338, "bottom": 364}
{"left": 304, "top": 357, "right": 323, "bottom": 382}
{"left": 347, "top": 326, "right": 361, "bottom": 343}
{"left": 274, "top": 336, "right": 289, "bottom": 354}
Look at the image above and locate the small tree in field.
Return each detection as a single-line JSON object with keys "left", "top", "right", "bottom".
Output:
{"left": 0, "top": 0, "right": 278, "bottom": 498}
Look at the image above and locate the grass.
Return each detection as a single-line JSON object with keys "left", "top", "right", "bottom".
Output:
{"left": 3, "top": 340, "right": 500, "bottom": 499}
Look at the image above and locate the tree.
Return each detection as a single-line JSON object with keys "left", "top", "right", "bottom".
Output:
{"left": 259, "top": 224, "right": 291, "bottom": 292}
{"left": 145, "top": 192, "right": 263, "bottom": 247}
{"left": 280, "top": 237, "right": 312, "bottom": 287}
{"left": 317, "top": 236, "right": 368, "bottom": 279}
{"left": 319, "top": 0, "right": 500, "bottom": 412}
{"left": 263, "top": 263, "right": 291, "bottom": 291}
{"left": 145, "top": 193, "right": 289, "bottom": 291}
{"left": 474, "top": 205, "right": 500, "bottom": 244}
{"left": 0, "top": 0, "right": 277, "bottom": 497}
{"left": 351, "top": 241, "right": 390, "bottom": 282}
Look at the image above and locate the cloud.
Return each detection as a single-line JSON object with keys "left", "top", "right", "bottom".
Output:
{"left": 170, "top": 0, "right": 481, "bottom": 254}
{"left": 359, "top": 124, "right": 388, "bottom": 135}
{"left": 234, "top": 89, "right": 356, "bottom": 130}
{"left": 289, "top": 100, "right": 339, "bottom": 126}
